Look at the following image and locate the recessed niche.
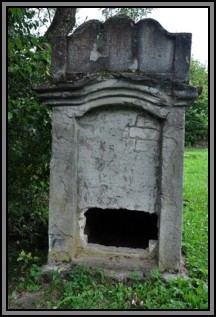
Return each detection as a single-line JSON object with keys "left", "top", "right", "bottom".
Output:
{"left": 84, "top": 208, "right": 158, "bottom": 249}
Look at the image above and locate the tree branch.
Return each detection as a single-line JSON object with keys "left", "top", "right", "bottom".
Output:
{"left": 47, "top": 8, "right": 52, "bottom": 24}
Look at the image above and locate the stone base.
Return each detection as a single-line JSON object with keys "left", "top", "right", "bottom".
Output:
{"left": 41, "top": 256, "right": 188, "bottom": 281}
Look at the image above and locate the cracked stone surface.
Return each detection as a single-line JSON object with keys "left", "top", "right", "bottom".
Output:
{"left": 77, "top": 108, "right": 160, "bottom": 213}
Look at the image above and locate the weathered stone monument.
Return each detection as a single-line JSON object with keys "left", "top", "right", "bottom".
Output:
{"left": 35, "top": 16, "right": 200, "bottom": 273}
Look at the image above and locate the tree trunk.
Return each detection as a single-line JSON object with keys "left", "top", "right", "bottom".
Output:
{"left": 45, "top": 8, "right": 76, "bottom": 38}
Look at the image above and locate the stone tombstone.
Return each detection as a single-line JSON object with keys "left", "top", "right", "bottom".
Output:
{"left": 35, "top": 16, "right": 200, "bottom": 272}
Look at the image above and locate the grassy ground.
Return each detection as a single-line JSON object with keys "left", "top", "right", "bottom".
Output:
{"left": 8, "top": 148, "right": 208, "bottom": 310}
{"left": 183, "top": 149, "right": 208, "bottom": 280}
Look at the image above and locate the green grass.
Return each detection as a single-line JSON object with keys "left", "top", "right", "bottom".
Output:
{"left": 183, "top": 149, "right": 208, "bottom": 279}
{"left": 8, "top": 148, "right": 208, "bottom": 310}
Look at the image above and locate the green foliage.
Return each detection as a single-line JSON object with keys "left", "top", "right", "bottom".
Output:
{"left": 8, "top": 8, "right": 51, "bottom": 250}
{"left": 17, "top": 250, "right": 39, "bottom": 265}
{"left": 9, "top": 264, "right": 208, "bottom": 309}
{"left": 100, "top": 8, "right": 154, "bottom": 22}
{"left": 8, "top": 249, "right": 43, "bottom": 300}
{"left": 17, "top": 263, "right": 42, "bottom": 292}
{"left": 186, "top": 60, "right": 208, "bottom": 146}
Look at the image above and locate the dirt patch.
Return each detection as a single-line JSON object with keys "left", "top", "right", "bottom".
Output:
{"left": 8, "top": 291, "right": 44, "bottom": 309}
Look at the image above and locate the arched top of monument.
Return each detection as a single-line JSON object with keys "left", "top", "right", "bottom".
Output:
{"left": 50, "top": 15, "right": 192, "bottom": 83}
{"left": 136, "top": 18, "right": 176, "bottom": 36}
{"left": 71, "top": 19, "right": 103, "bottom": 37}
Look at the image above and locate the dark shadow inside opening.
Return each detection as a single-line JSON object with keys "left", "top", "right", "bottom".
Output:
{"left": 84, "top": 208, "right": 158, "bottom": 249}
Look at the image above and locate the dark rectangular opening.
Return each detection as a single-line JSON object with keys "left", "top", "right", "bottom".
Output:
{"left": 84, "top": 208, "right": 158, "bottom": 249}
